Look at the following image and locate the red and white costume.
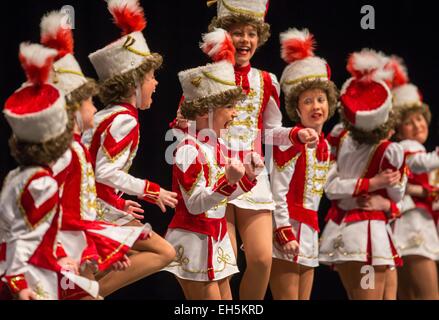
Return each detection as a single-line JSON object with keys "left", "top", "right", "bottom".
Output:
{"left": 225, "top": 65, "right": 295, "bottom": 210}
{"left": 319, "top": 50, "right": 407, "bottom": 267}
{"left": 83, "top": 103, "right": 158, "bottom": 226}
{"left": 0, "top": 167, "right": 98, "bottom": 299}
{"left": 319, "top": 134, "right": 406, "bottom": 266}
{"left": 52, "top": 135, "right": 149, "bottom": 272}
{"left": 392, "top": 140, "right": 439, "bottom": 260}
{"left": 1, "top": 43, "right": 98, "bottom": 299}
{"left": 164, "top": 134, "right": 257, "bottom": 281}
{"left": 40, "top": 9, "right": 149, "bottom": 274}
{"left": 85, "top": 0, "right": 164, "bottom": 226}
{"left": 164, "top": 39, "right": 257, "bottom": 281}
{"left": 271, "top": 29, "right": 335, "bottom": 267}
{"left": 272, "top": 129, "right": 331, "bottom": 267}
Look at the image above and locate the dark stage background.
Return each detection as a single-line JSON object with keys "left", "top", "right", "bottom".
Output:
{"left": 1, "top": 0, "right": 438, "bottom": 300}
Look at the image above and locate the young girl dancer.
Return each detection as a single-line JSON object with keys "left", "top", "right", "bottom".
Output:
{"left": 269, "top": 28, "right": 338, "bottom": 300}
{"left": 0, "top": 43, "right": 99, "bottom": 300}
{"left": 389, "top": 57, "right": 439, "bottom": 299}
{"left": 319, "top": 49, "right": 407, "bottom": 300}
{"left": 186, "top": 0, "right": 302, "bottom": 299}
{"left": 40, "top": 9, "right": 170, "bottom": 299}
{"left": 83, "top": 0, "right": 176, "bottom": 296}
{"left": 164, "top": 28, "right": 265, "bottom": 300}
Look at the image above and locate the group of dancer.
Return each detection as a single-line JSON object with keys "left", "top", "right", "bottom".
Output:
{"left": 0, "top": 0, "right": 438, "bottom": 300}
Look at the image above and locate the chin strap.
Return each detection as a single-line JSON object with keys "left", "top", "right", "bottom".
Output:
{"left": 208, "top": 108, "right": 214, "bottom": 133}
{"left": 135, "top": 80, "right": 142, "bottom": 109}
{"left": 75, "top": 110, "right": 84, "bottom": 133}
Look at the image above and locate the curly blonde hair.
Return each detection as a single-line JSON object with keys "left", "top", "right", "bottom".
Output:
{"left": 98, "top": 54, "right": 163, "bottom": 107}
{"left": 66, "top": 79, "right": 99, "bottom": 112}
{"left": 395, "top": 103, "right": 432, "bottom": 126}
{"left": 208, "top": 15, "right": 270, "bottom": 47}
{"left": 181, "top": 87, "right": 245, "bottom": 120}
{"left": 341, "top": 108, "right": 397, "bottom": 145}
{"left": 284, "top": 79, "right": 339, "bottom": 124}
{"left": 9, "top": 109, "right": 74, "bottom": 166}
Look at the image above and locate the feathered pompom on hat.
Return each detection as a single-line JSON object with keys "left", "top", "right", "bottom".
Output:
{"left": 108, "top": 0, "right": 147, "bottom": 36}
{"left": 40, "top": 10, "right": 73, "bottom": 60}
{"left": 385, "top": 55, "right": 409, "bottom": 89}
{"left": 200, "top": 28, "right": 236, "bottom": 65}
{"left": 346, "top": 49, "right": 393, "bottom": 83}
{"left": 19, "top": 42, "right": 58, "bottom": 86}
{"left": 280, "top": 28, "right": 315, "bottom": 64}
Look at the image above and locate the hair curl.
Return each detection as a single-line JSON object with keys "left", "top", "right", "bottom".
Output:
{"left": 181, "top": 87, "right": 245, "bottom": 120}
{"left": 284, "top": 79, "right": 339, "bottom": 124}
{"left": 340, "top": 108, "right": 397, "bottom": 145}
{"left": 66, "top": 78, "right": 99, "bottom": 112}
{"left": 98, "top": 53, "right": 163, "bottom": 107}
{"left": 395, "top": 103, "right": 432, "bottom": 126}
{"left": 9, "top": 109, "right": 74, "bottom": 166}
{"left": 208, "top": 15, "right": 270, "bottom": 47}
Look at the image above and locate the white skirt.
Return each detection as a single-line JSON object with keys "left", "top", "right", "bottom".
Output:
{"left": 229, "top": 168, "right": 275, "bottom": 211}
{"left": 163, "top": 228, "right": 239, "bottom": 282}
{"left": 392, "top": 208, "right": 439, "bottom": 260}
{"left": 272, "top": 219, "right": 319, "bottom": 267}
{"left": 96, "top": 198, "right": 135, "bottom": 225}
{"left": 319, "top": 219, "right": 401, "bottom": 267}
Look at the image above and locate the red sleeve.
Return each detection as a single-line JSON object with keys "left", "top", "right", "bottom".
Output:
{"left": 20, "top": 172, "right": 58, "bottom": 228}
{"left": 4, "top": 274, "right": 28, "bottom": 294}
{"left": 274, "top": 226, "right": 296, "bottom": 245}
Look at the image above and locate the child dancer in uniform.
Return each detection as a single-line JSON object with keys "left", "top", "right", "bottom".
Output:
{"left": 172, "top": 0, "right": 313, "bottom": 299}
{"left": 388, "top": 57, "right": 439, "bottom": 299}
{"left": 269, "top": 28, "right": 338, "bottom": 300}
{"left": 40, "top": 9, "right": 174, "bottom": 299}
{"left": 83, "top": 0, "right": 177, "bottom": 296}
{"left": 0, "top": 43, "right": 98, "bottom": 300}
{"left": 319, "top": 49, "right": 407, "bottom": 300}
{"left": 164, "top": 28, "right": 264, "bottom": 300}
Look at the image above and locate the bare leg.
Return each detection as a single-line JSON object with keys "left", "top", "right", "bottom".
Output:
{"left": 398, "top": 255, "right": 439, "bottom": 300}
{"left": 298, "top": 266, "right": 314, "bottom": 300}
{"left": 218, "top": 277, "right": 233, "bottom": 300}
{"left": 177, "top": 278, "right": 222, "bottom": 300}
{"left": 226, "top": 204, "right": 237, "bottom": 257}
{"left": 337, "top": 262, "right": 386, "bottom": 300}
{"left": 98, "top": 231, "right": 176, "bottom": 297}
{"left": 236, "top": 208, "right": 272, "bottom": 300}
{"left": 383, "top": 267, "right": 398, "bottom": 300}
{"left": 269, "top": 258, "right": 300, "bottom": 300}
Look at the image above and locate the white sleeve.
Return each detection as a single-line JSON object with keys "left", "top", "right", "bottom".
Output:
{"left": 94, "top": 114, "right": 146, "bottom": 196}
{"left": 6, "top": 175, "right": 59, "bottom": 277}
{"left": 324, "top": 162, "right": 361, "bottom": 200}
{"left": 383, "top": 143, "right": 407, "bottom": 203}
{"left": 262, "top": 73, "right": 293, "bottom": 146}
{"left": 271, "top": 159, "right": 295, "bottom": 229}
{"left": 176, "top": 145, "right": 233, "bottom": 215}
{"left": 406, "top": 148, "right": 439, "bottom": 174}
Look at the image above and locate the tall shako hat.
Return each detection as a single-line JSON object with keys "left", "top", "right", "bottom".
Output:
{"left": 386, "top": 56, "right": 424, "bottom": 111}
{"left": 208, "top": 0, "right": 270, "bottom": 22}
{"left": 88, "top": 0, "right": 162, "bottom": 83}
{"left": 40, "top": 10, "right": 95, "bottom": 101}
{"left": 179, "top": 28, "right": 243, "bottom": 119}
{"left": 4, "top": 43, "right": 68, "bottom": 143}
{"left": 339, "top": 49, "right": 394, "bottom": 131}
{"left": 279, "top": 28, "right": 331, "bottom": 96}
{"left": 279, "top": 28, "right": 338, "bottom": 122}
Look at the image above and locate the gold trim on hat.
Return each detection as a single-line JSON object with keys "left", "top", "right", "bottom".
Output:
{"left": 207, "top": 0, "right": 265, "bottom": 18}
{"left": 202, "top": 71, "right": 236, "bottom": 86}
{"left": 52, "top": 67, "right": 85, "bottom": 84}
{"left": 122, "top": 35, "right": 151, "bottom": 57}
{"left": 283, "top": 74, "right": 328, "bottom": 87}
